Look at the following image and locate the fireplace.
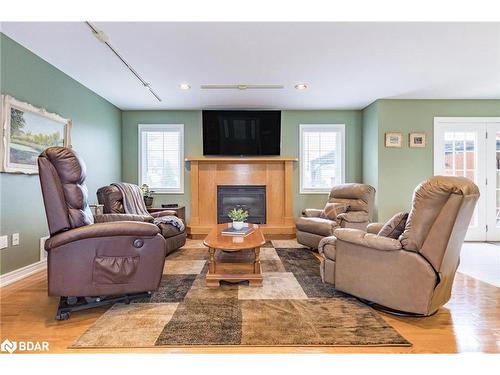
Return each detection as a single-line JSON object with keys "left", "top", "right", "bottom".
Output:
{"left": 187, "top": 157, "right": 296, "bottom": 235}
{"left": 217, "top": 185, "right": 266, "bottom": 224}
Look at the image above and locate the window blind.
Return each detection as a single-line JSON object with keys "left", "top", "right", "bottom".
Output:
{"left": 139, "top": 124, "right": 184, "bottom": 193}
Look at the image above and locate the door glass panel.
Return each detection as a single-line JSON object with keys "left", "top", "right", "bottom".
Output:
{"left": 466, "top": 138, "right": 475, "bottom": 169}
{"left": 454, "top": 153, "right": 464, "bottom": 170}
{"left": 443, "top": 131, "right": 478, "bottom": 227}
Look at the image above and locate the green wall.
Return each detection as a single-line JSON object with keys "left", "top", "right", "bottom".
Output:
{"left": 374, "top": 99, "right": 500, "bottom": 221}
{"left": 0, "top": 34, "right": 122, "bottom": 275}
{"left": 121, "top": 110, "right": 363, "bottom": 219}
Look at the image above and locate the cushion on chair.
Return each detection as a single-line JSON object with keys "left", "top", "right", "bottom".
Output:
{"left": 320, "top": 202, "right": 349, "bottom": 220}
{"left": 319, "top": 202, "right": 349, "bottom": 220}
{"left": 328, "top": 183, "right": 375, "bottom": 212}
{"left": 334, "top": 228, "right": 402, "bottom": 251}
{"left": 295, "top": 217, "right": 338, "bottom": 237}
{"left": 378, "top": 212, "right": 409, "bottom": 239}
{"left": 158, "top": 222, "right": 185, "bottom": 238}
{"left": 336, "top": 211, "right": 369, "bottom": 223}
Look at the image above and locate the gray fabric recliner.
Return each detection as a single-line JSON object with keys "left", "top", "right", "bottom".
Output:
{"left": 296, "top": 183, "right": 375, "bottom": 249}
{"left": 318, "top": 176, "right": 479, "bottom": 316}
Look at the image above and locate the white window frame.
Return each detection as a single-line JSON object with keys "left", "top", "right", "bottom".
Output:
{"left": 299, "top": 124, "right": 345, "bottom": 194}
{"left": 138, "top": 124, "right": 184, "bottom": 194}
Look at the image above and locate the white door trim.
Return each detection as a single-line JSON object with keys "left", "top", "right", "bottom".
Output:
{"left": 485, "top": 121, "right": 500, "bottom": 241}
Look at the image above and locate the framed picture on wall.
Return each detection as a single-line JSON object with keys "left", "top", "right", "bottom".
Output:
{"left": 409, "top": 132, "right": 426, "bottom": 148}
{"left": 384, "top": 132, "right": 403, "bottom": 148}
{"left": 0, "top": 95, "right": 72, "bottom": 174}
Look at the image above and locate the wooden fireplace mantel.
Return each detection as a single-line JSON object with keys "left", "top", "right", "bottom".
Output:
{"left": 187, "top": 156, "right": 297, "bottom": 235}
{"left": 186, "top": 156, "right": 298, "bottom": 162}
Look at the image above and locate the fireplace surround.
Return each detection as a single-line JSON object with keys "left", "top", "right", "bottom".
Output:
{"left": 186, "top": 156, "right": 297, "bottom": 235}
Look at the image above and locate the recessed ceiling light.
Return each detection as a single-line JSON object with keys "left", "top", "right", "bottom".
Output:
{"left": 294, "top": 83, "right": 308, "bottom": 90}
{"left": 179, "top": 83, "right": 191, "bottom": 90}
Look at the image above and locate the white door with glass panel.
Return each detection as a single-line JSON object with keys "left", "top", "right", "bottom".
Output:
{"left": 434, "top": 118, "right": 500, "bottom": 241}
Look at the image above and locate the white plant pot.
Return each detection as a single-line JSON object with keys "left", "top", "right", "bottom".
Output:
{"left": 232, "top": 221, "right": 244, "bottom": 230}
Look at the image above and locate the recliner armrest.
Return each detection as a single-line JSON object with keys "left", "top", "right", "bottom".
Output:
{"left": 94, "top": 213, "right": 153, "bottom": 223}
{"left": 333, "top": 228, "right": 402, "bottom": 251}
{"left": 150, "top": 210, "right": 177, "bottom": 218}
{"left": 367, "top": 222, "right": 384, "bottom": 234}
{"left": 46, "top": 221, "right": 160, "bottom": 250}
{"left": 302, "top": 208, "right": 323, "bottom": 217}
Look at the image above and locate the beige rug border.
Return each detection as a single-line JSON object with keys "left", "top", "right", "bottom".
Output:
{"left": 69, "top": 342, "right": 412, "bottom": 349}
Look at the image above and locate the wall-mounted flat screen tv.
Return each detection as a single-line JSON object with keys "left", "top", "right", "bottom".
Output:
{"left": 202, "top": 110, "right": 281, "bottom": 156}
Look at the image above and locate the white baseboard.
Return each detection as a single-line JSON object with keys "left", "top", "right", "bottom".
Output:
{"left": 0, "top": 259, "right": 46, "bottom": 287}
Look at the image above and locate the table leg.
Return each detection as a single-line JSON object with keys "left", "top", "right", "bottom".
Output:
{"left": 208, "top": 247, "right": 216, "bottom": 274}
{"left": 253, "top": 247, "right": 261, "bottom": 274}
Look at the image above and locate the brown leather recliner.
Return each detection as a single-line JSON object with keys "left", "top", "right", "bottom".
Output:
{"left": 38, "top": 147, "right": 166, "bottom": 320}
{"left": 96, "top": 185, "right": 187, "bottom": 255}
{"left": 296, "top": 183, "right": 375, "bottom": 249}
{"left": 318, "top": 176, "right": 479, "bottom": 316}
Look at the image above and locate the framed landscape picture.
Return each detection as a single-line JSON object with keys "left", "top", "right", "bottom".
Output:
{"left": 384, "top": 132, "right": 403, "bottom": 148}
{"left": 409, "top": 132, "right": 426, "bottom": 148}
{"left": 1, "top": 95, "right": 72, "bottom": 174}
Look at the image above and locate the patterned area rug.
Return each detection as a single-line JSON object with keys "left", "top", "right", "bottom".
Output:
{"left": 72, "top": 239, "right": 410, "bottom": 347}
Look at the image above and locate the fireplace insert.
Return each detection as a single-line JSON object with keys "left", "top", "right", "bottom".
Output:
{"left": 217, "top": 185, "right": 266, "bottom": 224}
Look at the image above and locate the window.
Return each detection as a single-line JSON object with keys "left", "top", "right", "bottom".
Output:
{"left": 139, "top": 124, "right": 184, "bottom": 193}
{"left": 300, "top": 124, "right": 345, "bottom": 193}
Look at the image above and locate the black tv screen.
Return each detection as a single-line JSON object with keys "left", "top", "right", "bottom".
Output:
{"left": 202, "top": 110, "right": 281, "bottom": 156}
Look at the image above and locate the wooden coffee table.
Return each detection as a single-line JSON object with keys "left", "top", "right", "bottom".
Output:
{"left": 203, "top": 224, "right": 266, "bottom": 288}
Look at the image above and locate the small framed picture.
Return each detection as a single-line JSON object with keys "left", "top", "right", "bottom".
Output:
{"left": 385, "top": 132, "right": 403, "bottom": 148}
{"left": 409, "top": 133, "right": 426, "bottom": 148}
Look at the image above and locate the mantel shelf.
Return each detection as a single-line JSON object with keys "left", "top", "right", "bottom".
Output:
{"left": 185, "top": 156, "right": 298, "bottom": 162}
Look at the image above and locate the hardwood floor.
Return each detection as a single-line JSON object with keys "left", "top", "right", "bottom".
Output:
{"left": 1, "top": 250, "right": 499, "bottom": 353}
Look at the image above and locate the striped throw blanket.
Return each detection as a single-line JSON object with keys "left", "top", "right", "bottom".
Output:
{"left": 111, "top": 183, "right": 185, "bottom": 232}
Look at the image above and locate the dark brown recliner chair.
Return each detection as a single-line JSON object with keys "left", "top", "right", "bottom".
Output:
{"left": 38, "top": 147, "right": 166, "bottom": 320}
{"left": 96, "top": 185, "right": 187, "bottom": 255}
{"left": 318, "top": 176, "right": 479, "bottom": 316}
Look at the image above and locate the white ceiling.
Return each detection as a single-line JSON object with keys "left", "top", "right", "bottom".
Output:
{"left": 1, "top": 22, "right": 499, "bottom": 110}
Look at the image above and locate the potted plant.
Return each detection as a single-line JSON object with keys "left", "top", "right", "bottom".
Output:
{"left": 227, "top": 208, "right": 249, "bottom": 230}
{"left": 140, "top": 184, "right": 155, "bottom": 207}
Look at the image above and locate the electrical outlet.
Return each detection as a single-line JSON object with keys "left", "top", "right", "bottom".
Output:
{"left": 0, "top": 235, "right": 8, "bottom": 249}
{"left": 40, "top": 236, "right": 49, "bottom": 261}
{"left": 12, "top": 233, "right": 20, "bottom": 246}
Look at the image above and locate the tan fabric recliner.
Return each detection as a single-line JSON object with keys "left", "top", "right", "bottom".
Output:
{"left": 296, "top": 183, "right": 375, "bottom": 249}
{"left": 319, "top": 176, "right": 479, "bottom": 316}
